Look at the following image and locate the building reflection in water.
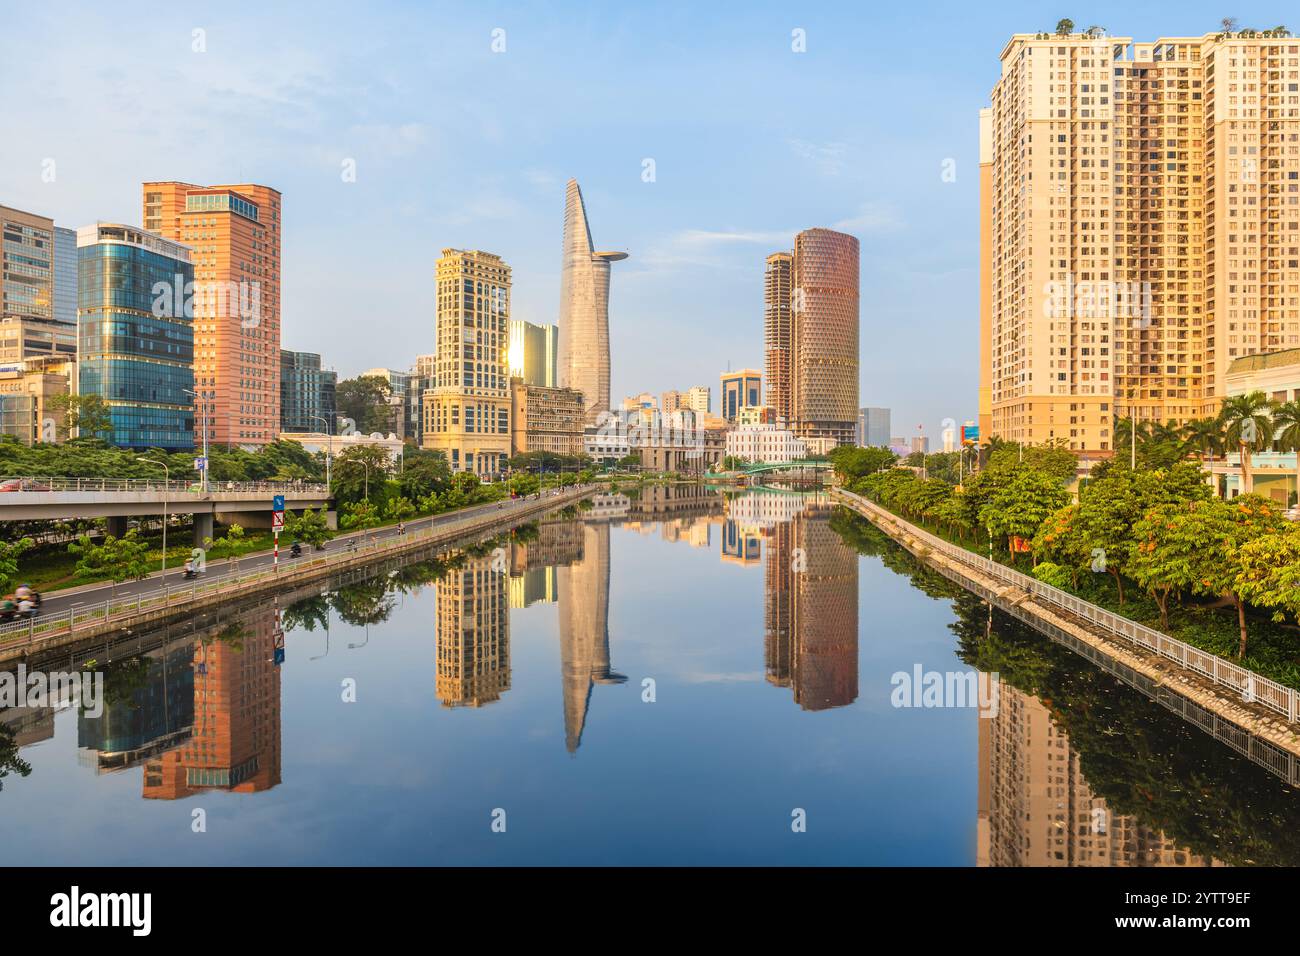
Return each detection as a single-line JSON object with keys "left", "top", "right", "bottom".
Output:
{"left": 141, "top": 603, "right": 283, "bottom": 798}
{"left": 977, "top": 682, "right": 1219, "bottom": 867}
{"left": 435, "top": 551, "right": 511, "bottom": 708}
{"left": 755, "top": 495, "right": 859, "bottom": 711}
{"left": 556, "top": 520, "right": 626, "bottom": 752}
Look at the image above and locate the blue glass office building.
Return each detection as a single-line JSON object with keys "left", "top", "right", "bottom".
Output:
{"left": 77, "top": 224, "right": 194, "bottom": 450}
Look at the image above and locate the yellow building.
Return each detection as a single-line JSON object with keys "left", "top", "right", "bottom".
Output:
{"left": 510, "top": 378, "right": 585, "bottom": 457}
{"left": 423, "top": 248, "right": 512, "bottom": 476}
{"left": 981, "top": 30, "right": 1300, "bottom": 456}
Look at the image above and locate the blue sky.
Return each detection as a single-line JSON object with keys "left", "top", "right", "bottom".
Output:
{"left": 2, "top": 0, "right": 1293, "bottom": 435}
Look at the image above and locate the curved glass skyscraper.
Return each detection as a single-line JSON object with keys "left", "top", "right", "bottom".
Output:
{"left": 557, "top": 179, "right": 626, "bottom": 425}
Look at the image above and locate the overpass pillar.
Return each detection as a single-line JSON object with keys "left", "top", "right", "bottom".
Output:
{"left": 106, "top": 516, "right": 128, "bottom": 538}
{"left": 194, "top": 513, "right": 213, "bottom": 547}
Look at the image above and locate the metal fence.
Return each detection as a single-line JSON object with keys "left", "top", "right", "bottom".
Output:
{"left": 0, "top": 477, "right": 330, "bottom": 495}
{"left": 833, "top": 487, "right": 1300, "bottom": 724}
{"left": 0, "top": 487, "right": 589, "bottom": 654}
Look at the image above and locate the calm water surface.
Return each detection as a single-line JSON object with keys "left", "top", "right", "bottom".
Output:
{"left": 3, "top": 487, "right": 1299, "bottom": 866}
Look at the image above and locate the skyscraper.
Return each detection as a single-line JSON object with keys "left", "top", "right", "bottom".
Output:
{"left": 720, "top": 368, "right": 762, "bottom": 422}
{"left": 790, "top": 228, "right": 860, "bottom": 445}
{"left": 507, "top": 318, "right": 559, "bottom": 387}
{"left": 424, "top": 248, "right": 512, "bottom": 476}
{"left": 77, "top": 223, "right": 195, "bottom": 450}
{"left": 858, "top": 406, "right": 891, "bottom": 447}
{"left": 557, "top": 179, "right": 626, "bottom": 425}
{"left": 764, "top": 252, "right": 794, "bottom": 421}
{"left": 279, "top": 349, "right": 337, "bottom": 433}
{"left": 142, "top": 181, "right": 282, "bottom": 449}
{"left": 981, "top": 30, "right": 1300, "bottom": 454}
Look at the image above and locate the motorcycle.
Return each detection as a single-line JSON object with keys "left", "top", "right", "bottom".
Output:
{"left": 290, "top": 542, "right": 303, "bottom": 558}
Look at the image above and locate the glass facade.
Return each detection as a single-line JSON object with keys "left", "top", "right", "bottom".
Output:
{"left": 53, "top": 226, "right": 77, "bottom": 327}
{"left": 279, "top": 350, "right": 337, "bottom": 433}
{"left": 77, "top": 225, "right": 195, "bottom": 450}
{"left": 1, "top": 206, "right": 54, "bottom": 322}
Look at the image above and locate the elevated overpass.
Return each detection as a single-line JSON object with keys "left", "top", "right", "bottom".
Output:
{"left": 0, "top": 477, "right": 331, "bottom": 543}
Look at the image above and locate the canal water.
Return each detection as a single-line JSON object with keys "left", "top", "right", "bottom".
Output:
{"left": 3, "top": 487, "right": 1298, "bottom": 866}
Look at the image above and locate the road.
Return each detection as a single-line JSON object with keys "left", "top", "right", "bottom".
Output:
{"left": 37, "top": 488, "right": 589, "bottom": 616}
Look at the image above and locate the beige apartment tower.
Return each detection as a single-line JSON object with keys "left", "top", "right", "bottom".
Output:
{"left": 764, "top": 252, "right": 794, "bottom": 421}
{"left": 423, "top": 248, "right": 513, "bottom": 476}
{"left": 981, "top": 31, "right": 1300, "bottom": 455}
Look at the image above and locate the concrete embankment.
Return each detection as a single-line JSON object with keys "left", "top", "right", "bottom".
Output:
{"left": 1, "top": 488, "right": 589, "bottom": 667}
{"left": 834, "top": 489, "right": 1300, "bottom": 763}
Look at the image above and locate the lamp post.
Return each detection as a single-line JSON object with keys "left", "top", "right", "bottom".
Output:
{"left": 183, "top": 388, "right": 209, "bottom": 494}
{"left": 137, "top": 457, "right": 169, "bottom": 576}
{"left": 310, "top": 414, "right": 334, "bottom": 488}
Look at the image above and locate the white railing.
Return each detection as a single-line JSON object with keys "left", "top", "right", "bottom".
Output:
{"left": 834, "top": 487, "right": 1300, "bottom": 724}
{"left": 0, "top": 487, "right": 589, "bottom": 653}
{"left": 0, "top": 477, "right": 330, "bottom": 495}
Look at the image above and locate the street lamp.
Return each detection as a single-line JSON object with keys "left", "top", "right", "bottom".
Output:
{"left": 310, "top": 414, "right": 334, "bottom": 487}
{"left": 137, "top": 457, "right": 169, "bottom": 576}
{"left": 183, "top": 388, "right": 209, "bottom": 494}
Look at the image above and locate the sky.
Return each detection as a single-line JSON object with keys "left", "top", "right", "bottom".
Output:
{"left": 2, "top": 0, "right": 1294, "bottom": 436}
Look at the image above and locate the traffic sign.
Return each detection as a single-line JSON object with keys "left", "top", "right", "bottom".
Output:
{"left": 272, "top": 511, "right": 285, "bottom": 530}
{"left": 193, "top": 456, "right": 207, "bottom": 471}
{"left": 273, "top": 494, "right": 285, "bottom": 512}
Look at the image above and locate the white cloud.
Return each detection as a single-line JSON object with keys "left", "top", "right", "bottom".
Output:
{"left": 788, "top": 138, "right": 849, "bottom": 175}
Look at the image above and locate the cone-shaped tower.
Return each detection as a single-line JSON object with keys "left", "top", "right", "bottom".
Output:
{"left": 558, "top": 179, "right": 626, "bottom": 425}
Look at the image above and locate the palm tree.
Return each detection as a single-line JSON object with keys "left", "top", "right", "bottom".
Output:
{"left": 1181, "top": 416, "right": 1225, "bottom": 468}
{"left": 1272, "top": 399, "right": 1300, "bottom": 508}
{"left": 1219, "top": 391, "right": 1275, "bottom": 494}
{"left": 1113, "top": 416, "right": 1151, "bottom": 466}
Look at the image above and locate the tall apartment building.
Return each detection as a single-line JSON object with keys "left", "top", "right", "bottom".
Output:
{"left": 507, "top": 318, "right": 558, "bottom": 387}
{"left": 981, "top": 30, "right": 1300, "bottom": 454}
{"left": 764, "top": 252, "right": 794, "bottom": 421}
{"left": 279, "top": 349, "right": 337, "bottom": 433}
{"left": 661, "top": 389, "right": 683, "bottom": 415}
{"left": 143, "top": 181, "right": 282, "bottom": 449}
{"left": 685, "top": 385, "right": 711, "bottom": 414}
{"left": 77, "top": 223, "right": 195, "bottom": 450}
{"left": 436, "top": 552, "right": 511, "bottom": 708}
{"left": 720, "top": 368, "right": 762, "bottom": 422}
{"left": 423, "top": 248, "right": 512, "bottom": 476}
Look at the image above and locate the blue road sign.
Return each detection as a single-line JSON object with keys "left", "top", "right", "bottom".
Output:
{"left": 273, "top": 494, "right": 285, "bottom": 512}
{"left": 193, "top": 456, "right": 207, "bottom": 471}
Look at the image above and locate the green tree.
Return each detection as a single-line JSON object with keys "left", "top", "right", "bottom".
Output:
{"left": 978, "top": 468, "right": 1071, "bottom": 560}
{"left": 384, "top": 496, "right": 416, "bottom": 522}
{"left": 334, "top": 375, "right": 394, "bottom": 434}
{"left": 1056, "top": 18, "right": 1075, "bottom": 35}
{"left": 509, "top": 473, "right": 541, "bottom": 497}
{"left": 397, "top": 450, "right": 451, "bottom": 501}
{"left": 1181, "top": 417, "right": 1225, "bottom": 468}
{"left": 284, "top": 508, "right": 331, "bottom": 549}
{"left": 1220, "top": 391, "right": 1276, "bottom": 494}
{"left": 204, "top": 524, "right": 245, "bottom": 564}
{"left": 46, "top": 393, "right": 113, "bottom": 441}
{"left": 1235, "top": 524, "right": 1300, "bottom": 628}
{"left": 69, "top": 529, "right": 152, "bottom": 596}
{"left": 0, "top": 537, "right": 34, "bottom": 594}
{"left": 332, "top": 444, "right": 392, "bottom": 505}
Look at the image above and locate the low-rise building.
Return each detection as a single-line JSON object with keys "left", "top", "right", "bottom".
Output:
{"left": 725, "top": 423, "right": 807, "bottom": 464}
{"left": 279, "top": 430, "right": 404, "bottom": 465}
{"left": 510, "top": 379, "right": 585, "bottom": 457}
{"left": 0, "top": 364, "right": 70, "bottom": 444}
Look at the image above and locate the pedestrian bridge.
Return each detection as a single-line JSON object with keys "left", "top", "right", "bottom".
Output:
{"left": 706, "top": 459, "right": 833, "bottom": 479}
{"left": 0, "top": 477, "right": 332, "bottom": 542}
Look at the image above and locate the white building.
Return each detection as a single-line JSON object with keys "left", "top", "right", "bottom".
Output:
{"left": 724, "top": 423, "right": 806, "bottom": 465}
{"left": 686, "top": 385, "right": 711, "bottom": 415}
{"left": 279, "top": 431, "right": 405, "bottom": 465}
